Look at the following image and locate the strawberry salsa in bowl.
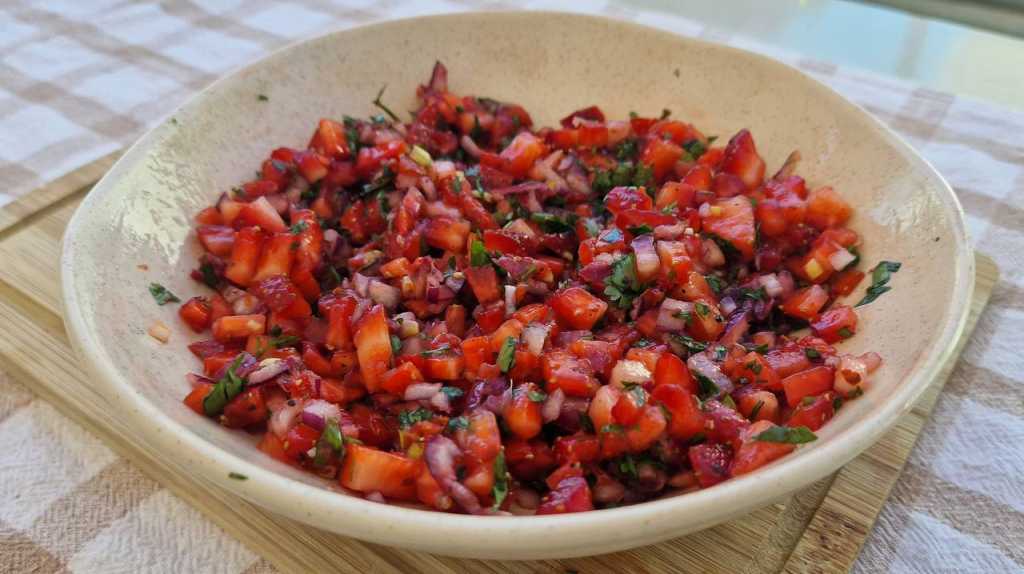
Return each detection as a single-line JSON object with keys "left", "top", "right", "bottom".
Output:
{"left": 170, "top": 62, "right": 896, "bottom": 516}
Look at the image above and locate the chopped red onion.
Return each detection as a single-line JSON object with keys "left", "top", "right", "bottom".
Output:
{"left": 186, "top": 373, "right": 215, "bottom": 388}
{"left": 269, "top": 399, "right": 305, "bottom": 438}
{"left": 394, "top": 172, "right": 420, "bottom": 190}
{"left": 423, "top": 200, "right": 462, "bottom": 219}
{"left": 542, "top": 388, "right": 565, "bottom": 423}
{"left": 829, "top": 248, "right": 856, "bottom": 272}
{"left": 631, "top": 235, "right": 659, "bottom": 281}
{"left": 489, "top": 181, "right": 549, "bottom": 197}
{"left": 687, "top": 352, "right": 734, "bottom": 396}
{"left": 425, "top": 436, "right": 484, "bottom": 514}
{"left": 353, "top": 273, "right": 370, "bottom": 297}
{"left": 776, "top": 270, "right": 796, "bottom": 299}
{"left": 247, "top": 358, "right": 289, "bottom": 384}
{"left": 460, "top": 135, "right": 482, "bottom": 158}
{"left": 365, "top": 491, "right": 386, "bottom": 503}
{"left": 505, "top": 285, "right": 517, "bottom": 316}
{"left": 368, "top": 279, "right": 401, "bottom": 310}
{"left": 265, "top": 193, "right": 289, "bottom": 215}
{"left": 522, "top": 324, "right": 549, "bottom": 355}
{"left": 429, "top": 392, "right": 451, "bottom": 412}
{"left": 301, "top": 399, "right": 340, "bottom": 431}
{"left": 657, "top": 298, "right": 694, "bottom": 332}
{"left": 405, "top": 383, "right": 442, "bottom": 401}
{"left": 419, "top": 177, "right": 437, "bottom": 200}
{"left": 701, "top": 238, "right": 726, "bottom": 268}
{"left": 759, "top": 273, "right": 783, "bottom": 297}
{"left": 719, "top": 296, "right": 738, "bottom": 316}
{"left": 524, "top": 191, "right": 543, "bottom": 213}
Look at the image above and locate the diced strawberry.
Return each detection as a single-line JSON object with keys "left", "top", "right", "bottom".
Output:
{"left": 781, "top": 285, "right": 829, "bottom": 321}
{"left": 234, "top": 196, "right": 288, "bottom": 233}
{"left": 503, "top": 383, "right": 544, "bottom": 440}
{"left": 786, "top": 392, "right": 835, "bottom": 430}
{"left": 536, "top": 476, "right": 593, "bottom": 514}
{"left": 178, "top": 297, "right": 212, "bottom": 333}
{"left": 689, "top": 443, "right": 733, "bottom": 488}
{"left": 805, "top": 186, "right": 852, "bottom": 229}
{"left": 548, "top": 287, "right": 608, "bottom": 330}
{"left": 340, "top": 444, "right": 420, "bottom": 501}
{"left": 720, "top": 129, "right": 765, "bottom": 190}
{"left": 353, "top": 305, "right": 392, "bottom": 392}
{"left": 542, "top": 350, "right": 600, "bottom": 398}
{"left": 651, "top": 384, "right": 704, "bottom": 440}
{"left": 730, "top": 420, "right": 795, "bottom": 476}
{"left": 197, "top": 225, "right": 235, "bottom": 256}
{"left": 810, "top": 305, "right": 858, "bottom": 343}
{"left": 701, "top": 196, "right": 756, "bottom": 261}
{"left": 782, "top": 366, "right": 836, "bottom": 407}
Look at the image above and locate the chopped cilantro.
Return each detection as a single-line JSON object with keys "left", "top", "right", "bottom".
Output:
{"left": 228, "top": 472, "right": 248, "bottom": 480}
{"left": 754, "top": 425, "right": 817, "bottom": 444}
{"left": 447, "top": 416, "right": 469, "bottom": 432}
{"left": 269, "top": 334, "right": 299, "bottom": 349}
{"left": 694, "top": 372, "right": 719, "bottom": 400}
{"left": 670, "top": 334, "right": 707, "bottom": 354}
{"left": 705, "top": 275, "right": 725, "bottom": 294}
{"left": 390, "top": 335, "right": 403, "bottom": 355}
{"left": 148, "top": 283, "right": 180, "bottom": 305}
{"left": 614, "top": 138, "right": 638, "bottom": 161}
{"left": 683, "top": 139, "right": 707, "bottom": 159}
{"left": 604, "top": 253, "right": 642, "bottom": 309}
{"left": 527, "top": 390, "right": 547, "bottom": 403}
{"left": 440, "top": 387, "right": 464, "bottom": 399}
{"left": 601, "top": 423, "right": 624, "bottom": 434}
{"left": 398, "top": 407, "right": 434, "bottom": 428}
{"left": 837, "top": 327, "right": 854, "bottom": 339}
{"left": 805, "top": 348, "right": 821, "bottom": 360}
{"left": 721, "top": 394, "right": 737, "bottom": 410}
{"left": 361, "top": 165, "right": 395, "bottom": 197}
{"left": 741, "top": 287, "right": 766, "bottom": 301}
{"left": 530, "top": 212, "right": 576, "bottom": 233}
{"left": 746, "top": 360, "right": 763, "bottom": 374}
{"left": 695, "top": 301, "right": 710, "bottom": 317}
{"left": 256, "top": 94, "right": 269, "bottom": 102}
{"left": 198, "top": 262, "right": 220, "bottom": 288}
{"left": 746, "top": 343, "right": 770, "bottom": 354}
{"left": 628, "top": 224, "right": 654, "bottom": 236}
{"left": 617, "top": 454, "right": 638, "bottom": 479}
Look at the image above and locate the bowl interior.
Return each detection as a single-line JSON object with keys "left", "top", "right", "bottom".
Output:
{"left": 62, "top": 12, "right": 971, "bottom": 559}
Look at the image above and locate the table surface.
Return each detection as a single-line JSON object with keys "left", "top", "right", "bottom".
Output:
{"left": 1, "top": 1, "right": 1022, "bottom": 573}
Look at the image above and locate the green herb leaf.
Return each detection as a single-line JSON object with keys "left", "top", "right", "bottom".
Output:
{"left": 837, "top": 327, "right": 854, "bottom": 339}
{"left": 695, "top": 301, "right": 710, "bottom": 317}
{"left": 270, "top": 334, "right": 299, "bottom": 349}
{"left": 492, "top": 451, "right": 510, "bottom": 510}
{"left": 530, "top": 212, "right": 576, "bottom": 233}
{"left": 440, "top": 387, "right": 464, "bottom": 399}
{"left": 627, "top": 385, "right": 647, "bottom": 406}
{"left": 604, "top": 253, "right": 642, "bottom": 309}
{"left": 469, "top": 239, "right": 491, "bottom": 268}
{"left": 256, "top": 94, "right": 269, "bottom": 102}
{"left": 617, "top": 454, "right": 638, "bottom": 479}
{"left": 614, "top": 138, "right": 638, "bottom": 161}
{"left": 749, "top": 400, "right": 765, "bottom": 420}
{"left": 694, "top": 372, "right": 719, "bottom": 400}
{"left": 754, "top": 425, "right": 818, "bottom": 444}
{"left": 148, "top": 283, "right": 180, "bottom": 305}
{"left": 447, "top": 416, "right": 469, "bottom": 432}
{"left": 832, "top": 396, "right": 845, "bottom": 411}
{"left": 628, "top": 224, "right": 654, "bottom": 236}
{"left": 497, "top": 337, "right": 517, "bottom": 373}
{"left": 398, "top": 407, "right": 434, "bottom": 429}
{"left": 202, "top": 354, "right": 247, "bottom": 417}
{"left": 746, "top": 343, "right": 770, "bottom": 354}
{"left": 683, "top": 139, "right": 707, "bottom": 159}
{"left": 322, "top": 419, "right": 344, "bottom": 452}
{"left": 705, "top": 275, "right": 725, "bottom": 294}
{"left": 361, "top": 165, "right": 395, "bottom": 197}
{"left": 228, "top": 472, "right": 248, "bottom": 480}
{"left": 527, "top": 390, "right": 547, "bottom": 403}
{"left": 601, "top": 423, "right": 624, "bottom": 434}
{"left": 289, "top": 220, "right": 309, "bottom": 234}
{"left": 198, "top": 262, "right": 220, "bottom": 288}
{"left": 371, "top": 85, "right": 400, "bottom": 122}
{"left": 721, "top": 394, "right": 737, "bottom": 410}
{"left": 856, "top": 261, "right": 902, "bottom": 307}
{"left": 670, "top": 334, "right": 708, "bottom": 354}
{"left": 741, "top": 287, "right": 766, "bottom": 301}
{"left": 391, "top": 335, "right": 403, "bottom": 355}
{"left": 578, "top": 412, "right": 595, "bottom": 433}
{"left": 805, "top": 348, "right": 821, "bottom": 360}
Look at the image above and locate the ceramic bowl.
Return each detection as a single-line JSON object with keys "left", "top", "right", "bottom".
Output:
{"left": 61, "top": 12, "right": 973, "bottom": 560}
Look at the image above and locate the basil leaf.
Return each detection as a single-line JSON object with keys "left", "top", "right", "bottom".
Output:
{"left": 527, "top": 390, "right": 547, "bottom": 403}
{"left": 469, "top": 239, "right": 491, "bottom": 268}
{"left": 447, "top": 416, "right": 469, "bottom": 432}
{"left": 148, "top": 283, "right": 180, "bottom": 305}
{"left": 749, "top": 400, "right": 765, "bottom": 420}
{"left": 398, "top": 407, "right": 434, "bottom": 429}
{"left": 694, "top": 372, "right": 719, "bottom": 400}
{"left": 754, "top": 425, "right": 818, "bottom": 444}
{"left": 497, "top": 337, "right": 517, "bottom": 373}
{"left": 855, "top": 260, "right": 902, "bottom": 307}
{"left": 491, "top": 451, "right": 510, "bottom": 510}
{"left": 202, "top": 354, "right": 247, "bottom": 416}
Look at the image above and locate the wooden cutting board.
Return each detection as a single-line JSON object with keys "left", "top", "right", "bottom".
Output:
{"left": 0, "top": 163, "right": 997, "bottom": 574}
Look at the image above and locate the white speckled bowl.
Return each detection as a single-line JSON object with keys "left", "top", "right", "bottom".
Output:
{"left": 61, "top": 12, "right": 973, "bottom": 560}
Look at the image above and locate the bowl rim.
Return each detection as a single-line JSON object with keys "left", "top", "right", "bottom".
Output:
{"left": 61, "top": 10, "right": 974, "bottom": 557}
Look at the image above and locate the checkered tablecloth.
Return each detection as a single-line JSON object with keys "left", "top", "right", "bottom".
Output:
{"left": 1, "top": 1, "right": 1022, "bottom": 572}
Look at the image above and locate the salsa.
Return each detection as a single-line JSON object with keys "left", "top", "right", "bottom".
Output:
{"left": 174, "top": 62, "right": 886, "bottom": 515}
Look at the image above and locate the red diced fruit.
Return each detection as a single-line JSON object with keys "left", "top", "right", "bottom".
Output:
{"left": 549, "top": 287, "right": 608, "bottom": 330}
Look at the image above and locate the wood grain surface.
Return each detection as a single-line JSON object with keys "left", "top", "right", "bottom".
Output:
{"left": 0, "top": 185, "right": 997, "bottom": 574}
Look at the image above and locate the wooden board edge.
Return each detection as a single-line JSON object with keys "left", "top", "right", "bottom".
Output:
{"left": 780, "top": 253, "right": 998, "bottom": 573}
{"left": 0, "top": 151, "right": 119, "bottom": 235}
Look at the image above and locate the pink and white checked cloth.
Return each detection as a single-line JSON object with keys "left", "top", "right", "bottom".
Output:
{"left": 1, "top": 1, "right": 1022, "bottom": 572}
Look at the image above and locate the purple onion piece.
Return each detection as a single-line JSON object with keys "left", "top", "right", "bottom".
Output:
{"left": 186, "top": 373, "right": 215, "bottom": 388}
{"left": 424, "top": 436, "right": 484, "bottom": 514}
{"left": 300, "top": 411, "right": 326, "bottom": 430}
{"left": 247, "top": 358, "right": 290, "bottom": 384}
{"left": 687, "top": 351, "right": 734, "bottom": 397}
